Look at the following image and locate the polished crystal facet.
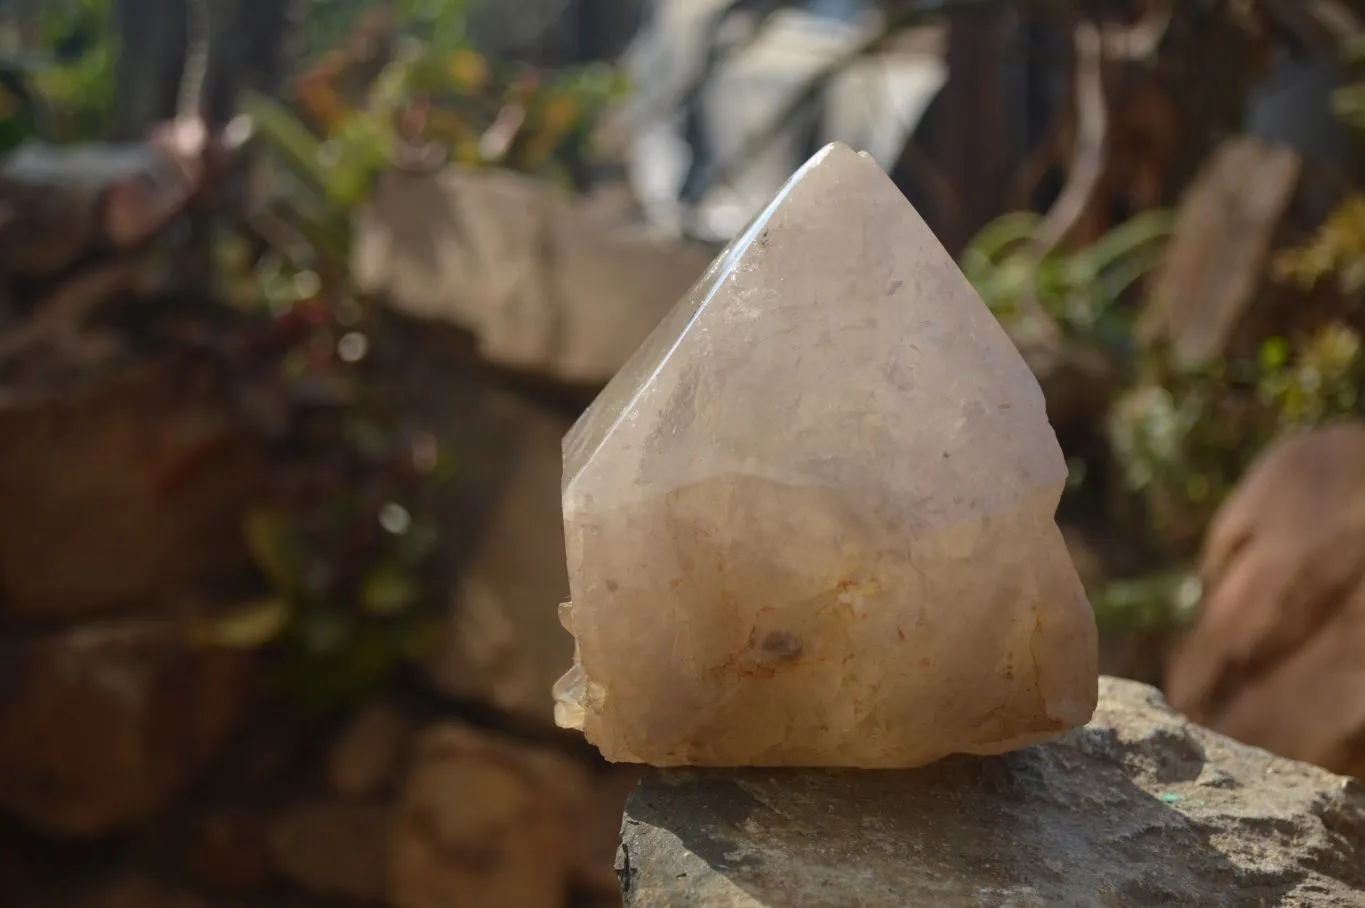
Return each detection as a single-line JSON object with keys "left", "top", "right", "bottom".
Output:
{"left": 553, "top": 143, "right": 1098, "bottom": 767}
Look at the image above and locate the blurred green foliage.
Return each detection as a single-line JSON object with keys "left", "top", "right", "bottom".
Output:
{"left": 1275, "top": 195, "right": 1365, "bottom": 296}
{"left": 1108, "top": 324, "right": 1365, "bottom": 551}
{"left": 1331, "top": 34, "right": 1365, "bottom": 132}
{"left": 240, "top": 0, "right": 625, "bottom": 273}
{"left": 1107, "top": 30, "right": 1365, "bottom": 570}
{"left": 0, "top": 0, "right": 625, "bottom": 705}
{"left": 31, "top": 0, "right": 116, "bottom": 140}
{"left": 1090, "top": 568, "right": 1203, "bottom": 632}
{"left": 0, "top": 0, "right": 115, "bottom": 148}
{"left": 965, "top": 44, "right": 1365, "bottom": 633}
{"left": 966, "top": 213, "right": 1365, "bottom": 630}
{"left": 963, "top": 209, "right": 1173, "bottom": 357}
{"left": 191, "top": 263, "right": 453, "bottom": 707}
{"left": 206, "top": 0, "right": 626, "bottom": 705}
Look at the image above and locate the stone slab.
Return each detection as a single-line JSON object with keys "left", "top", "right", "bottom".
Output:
{"left": 618, "top": 678, "right": 1365, "bottom": 907}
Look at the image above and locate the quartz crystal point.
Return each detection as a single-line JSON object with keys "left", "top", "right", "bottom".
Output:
{"left": 553, "top": 142, "right": 1099, "bottom": 767}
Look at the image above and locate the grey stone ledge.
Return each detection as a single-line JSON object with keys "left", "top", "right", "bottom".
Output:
{"left": 617, "top": 678, "right": 1365, "bottom": 907}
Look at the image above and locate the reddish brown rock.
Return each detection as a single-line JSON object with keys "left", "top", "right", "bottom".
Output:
{"left": 570, "top": 765, "right": 645, "bottom": 899}
{"left": 1166, "top": 422, "right": 1365, "bottom": 779}
{"left": 389, "top": 723, "right": 582, "bottom": 908}
{"left": 0, "top": 619, "right": 251, "bottom": 836}
{"left": 374, "top": 329, "right": 578, "bottom": 729}
{"left": 0, "top": 357, "right": 262, "bottom": 620}
{"left": 266, "top": 801, "right": 390, "bottom": 901}
{"left": 179, "top": 810, "right": 274, "bottom": 893}
{"left": 353, "top": 166, "right": 712, "bottom": 386}
{"left": 66, "top": 875, "right": 209, "bottom": 908}
{"left": 422, "top": 387, "right": 577, "bottom": 728}
{"left": 327, "top": 699, "right": 413, "bottom": 798}
{"left": 1138, "top": 137, "right": 1302, "bottom": 369}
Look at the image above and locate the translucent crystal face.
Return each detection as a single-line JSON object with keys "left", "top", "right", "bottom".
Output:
{"left": 561, "top": 156, "right": 806, "bottom": 496}
{"left": 554, "top": 143, "right": 1098, "bottom": 768}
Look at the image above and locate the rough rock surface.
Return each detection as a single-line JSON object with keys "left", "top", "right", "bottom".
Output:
{"left": 265, "top": 801, "right": 389, "bottom": 901}
{"left": 1166, "top": 421, "right": 1365, "bottom": 780}
{"left": 0, "top": 619, "right": 251, "bottom": 836}
{"left": 374, "top": 322, "right": 579, "bottom": 729}
{"left": 0, "top": 357, "right": 262, "bottom": 620}
{"left": 424, "top": 385, "right": 577, "bottom": 726}
{"left": 1137, "top": 137, "right": 1302, "bottom": 370}
{"left": 353, "top": 166, "right": 712, "bottom": 386}
{"left": 327, "top": 698, "right": 413, "bottom": 798}
{"left": 389, "top": 723, "right": 582, "bottom": 908}
{"left": 618, "top": 677, "right": 1365, "bottom": 907}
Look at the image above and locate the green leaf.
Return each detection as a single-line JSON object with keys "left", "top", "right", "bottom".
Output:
{"left": 243, "top": 507, "right": 305, "bottom": 595}
{"left": 297, "top": 606, "right": 353, "bottom": 655}
{"left": 241, "top": 91, "right": 335, "bottom": 202}
{"left": 1068, "top": 209, "right": 1174, "bottom": 281}
{"left": 962, "top": 211, "right": 1043, "bottom": 264}
{"left": 193, "top": 599, "right": 292, "bottom": 648}
{"left": 1332, "top": 84, "right": 1365, "bottom": 130}
{"left": 1092, "top": 569, "right": 1201, "bottom": 631}
{"left": 1258, "top": 337, "right": 1291, "bottom": 372}
{"left": 360, "top": 562, "right": 421, "bottom": 616}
